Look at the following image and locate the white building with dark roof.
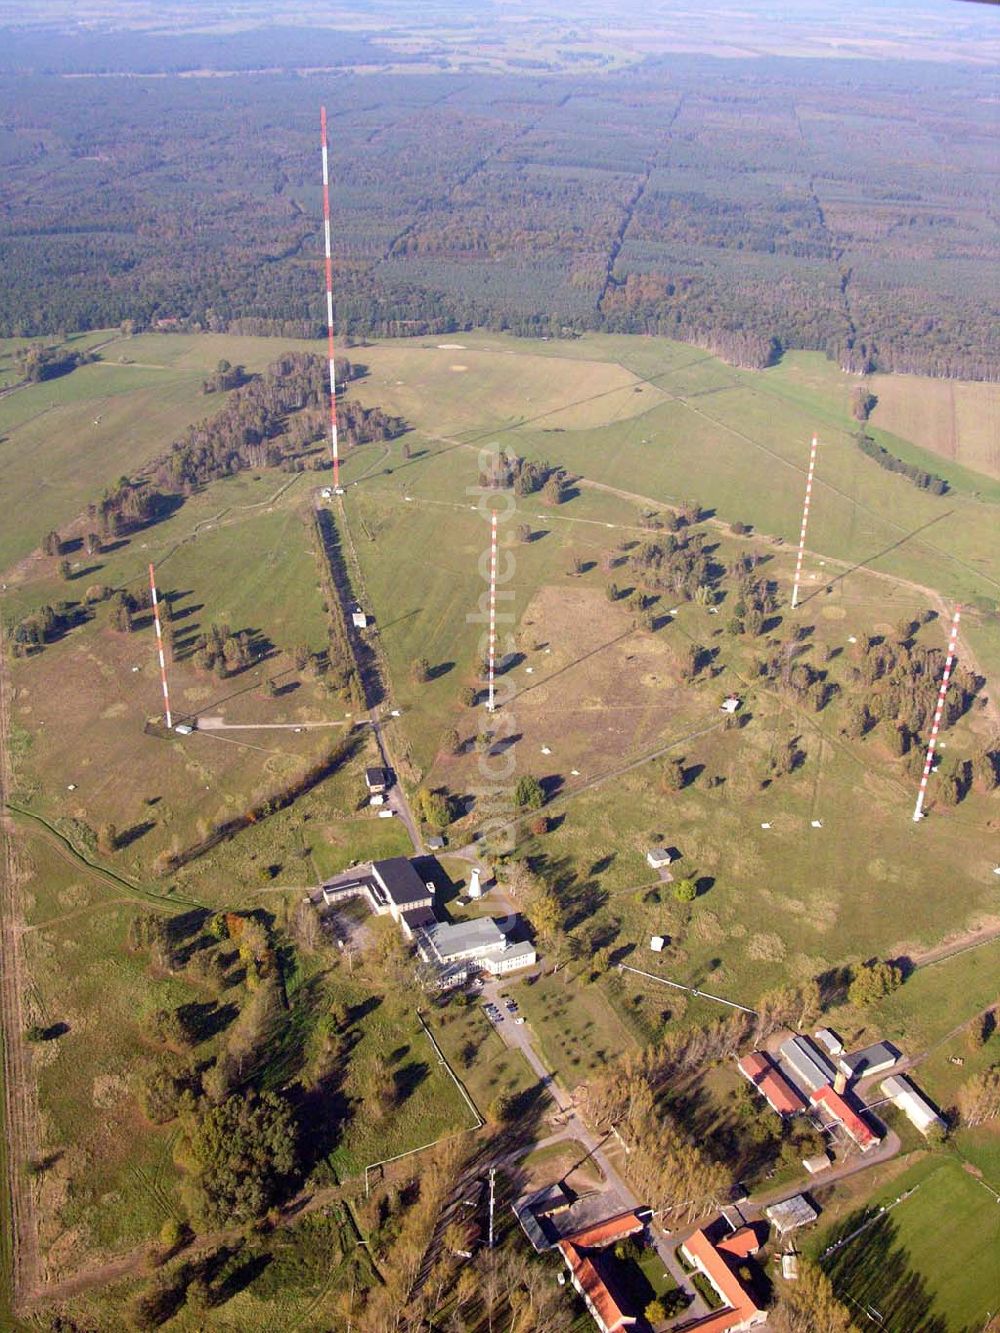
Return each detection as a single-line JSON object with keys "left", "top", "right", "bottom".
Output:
{"left": 316, "top": 857, "right": 434, "bottom": 938}
{"left": 315, "top": 857, "right": 535, "bottom": 981}
{"left": 837, "top": 1042, "right": 900, "bottom": 1081}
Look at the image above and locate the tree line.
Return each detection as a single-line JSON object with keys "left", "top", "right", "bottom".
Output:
{"left": 854, "top": 431, "right": 948, "bottom": 494}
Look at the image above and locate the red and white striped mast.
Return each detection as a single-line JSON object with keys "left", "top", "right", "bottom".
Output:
{"left": 320, "top": 106, "right": 343, "bottom": 494}
{"left": 148, "top": 563, "right": 173, "bottom": 730}
{"left": 791, "top": 433, "right": 819, "bottom": 610}
{"left": 912, "top": 607, "right": 961, "bottom": 822}
{"left": 486, "top": 512, "right": 498, "bottom": 711}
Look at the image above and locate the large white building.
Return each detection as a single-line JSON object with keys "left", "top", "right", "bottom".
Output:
{"left": 416, "top": 916, "right": 536, "bottom": 980}
{"left": 317, "top": 858, "right": 536, "bottom": 981}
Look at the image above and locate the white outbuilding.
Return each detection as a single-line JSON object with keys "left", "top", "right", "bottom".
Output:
{"left": 881, "top": 1074, "right": 945, "bottom": 1136}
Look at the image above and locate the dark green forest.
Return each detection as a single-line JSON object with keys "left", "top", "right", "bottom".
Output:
{"left": 0, "top": 50, "right": 996, "bottom": 378}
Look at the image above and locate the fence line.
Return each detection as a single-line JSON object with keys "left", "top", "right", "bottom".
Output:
{"left": 618, "top": 963, "right": 757, "bottom": 1015}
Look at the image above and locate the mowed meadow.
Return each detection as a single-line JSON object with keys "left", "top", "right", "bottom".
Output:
{"left": 0, "top": 331, "right": 319, "bottom": 572}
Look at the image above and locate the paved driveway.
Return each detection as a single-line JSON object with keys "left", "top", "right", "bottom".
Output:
{"left": 480, "top": 978, "right": 710, "bottom": 1321}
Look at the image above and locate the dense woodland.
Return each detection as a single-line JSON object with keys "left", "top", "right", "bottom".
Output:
{"left": 0, "top": 53, "right": 996, "bottom": 378}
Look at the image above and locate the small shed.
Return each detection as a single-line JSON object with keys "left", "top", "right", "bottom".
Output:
{"left": 650, "top": 935, "right": 666, "bottom": 952}
{"left": 781, "top": 1253, "right": 800, "bottom": 1281}
{"left": 802, "top": 1152, "right": 831, "bottom": 1175}
{"left": 369, "top": 793, "right": 385, "bottom": 807}
{"left": 646, "top": 847, "right": 673, "bottom": 870}
{"left": 365, "top": 767, "right": 390, "bottom": 793}
{"left": 352, "top": 606, "right": 369, "bottom": 629}
{"left": 814, "top": 1028, "right": 844, "bottom": 1057}
{"left": 426, "top": 835, "right": 445, "bottom": 850}
{"left": 721, "top": 695, "right": 742, "bottom": 714}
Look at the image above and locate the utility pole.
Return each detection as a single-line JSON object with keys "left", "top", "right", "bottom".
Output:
{"left": 912, "top": 606, "right": 961, "bottom": 822}
{"left": 488, "top": 1165, "right": 496, "bottom": 1248}
{"left": 487, "top": 511, "right": 498, "bottom": 711}
{"left": 319, "top": 106, "right": 343, "bottom": 494}
{"left": 148, "top": 562, "right": 172, "bottom": 729}
{"left": 791, "top": 433, "right": 819, "bottom": 610}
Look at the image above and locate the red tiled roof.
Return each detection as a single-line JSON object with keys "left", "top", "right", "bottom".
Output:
{"left": 567, "top": 1210, "right": 645, "bottom": 1250}
{"left": 738, "top": 1050, "right": 807, "bottom": 1116}
{"left": 680, "top": 1228, "right": 766, "bottom": 1333}
{"left": 717, "top": 1225, "right": 761, "bottom": 1259}
{"left": 558, "top": 1240, "right": 636, "bottom": 1332}
{"left": 810, "top": 1084, "right": 880, "bottom": 1150}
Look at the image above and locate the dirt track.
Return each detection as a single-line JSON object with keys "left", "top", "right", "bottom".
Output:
{"left": 0, "top": 622, "right": 41, "bottom": 1308}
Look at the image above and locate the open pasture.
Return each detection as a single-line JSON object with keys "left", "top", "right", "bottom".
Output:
{"left": 0, "top": 330, "right": 318, "bottom": 574}
{"left": 322, "top": 956, "right": 478, "bottom": 1179}
{"left": 8, "top": 510, "right": 345, "bottom": 884}
{"left": 871, "top": 371, "right": 1000, "bottom": 483}
{"left": 329, "top": 334, "right": 999, "bottom": 1036}
{"left": 511, "top": 969, "right": 638, "bottom": 1091}
{"left": 350, "top": 333, "right": 1000, "bottom": 680}
{"left": 357, "top": 338, "right": 672, "bottom": 438}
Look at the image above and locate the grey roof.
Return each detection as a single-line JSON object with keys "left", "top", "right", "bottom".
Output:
{"left": 372, "top": 857, "right": 433, "bottom": 908}
{"left": 527, "top": 1182, "right": 574, "bottom": 1215}
{"left": 881, "top": 1074, "right": 944, "bottom": 1128}
{"left": 365, "top": 766, "right": 389, "bottom": 786}
{"left": 400, "top": 905, "right": 437, "bottom": 932}
{"left": 765, "top": 1194, "right": 819, "bottom": 1233}
{"left": 814, "top": 1027, "right": 844, "bottom": 1056}
{"left": 420, "top": 916, "right": 506, "bottom": 961}
{"left": 500, "top": 941, "right": 537, "bottom": 963}
{"left": 513, "top": 1203, "right": 556, "bottom": 1253}
{"left": 839, "top": 1042, "right": 900, "bottom": 1078}
{"left": 779, "top": 1036, "right": 836, "bottom": 1093}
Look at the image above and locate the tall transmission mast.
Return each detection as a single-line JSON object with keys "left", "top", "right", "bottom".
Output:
{"left": 320, "top": 106, "right": 343, "bottom": 494}
{"left": 148, "top": 563, "right": 173, "bottom": 730}
{"left": 791, "top": 433, "right": 819, "bottom": 610}
{"left": 487, "top": 511, "right": 498, "bottom": 712}
{"left": 912, "top": 607, "right": 961, "bottom": 822}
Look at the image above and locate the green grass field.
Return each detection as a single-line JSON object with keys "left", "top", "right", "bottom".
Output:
{"left": 343, "top": 333, "right": 999, "bottom": 674}
{"left": 426, "top": 995, "right": 537, "bottom": 1113}
{"left": 813, "top": 1154, "right": 1000, "bottom": 1331}
{"left": 0, "top": 330, "right": 318, "bottom": 572}
{"left": 19, "top": 834, "right": 194, "bottom": 1276}
{"left": 512, "top": 970, "right": 637, "bottom": 1090}
{"left": 321, "top": 956, "right": 478, "bottom": 1178}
